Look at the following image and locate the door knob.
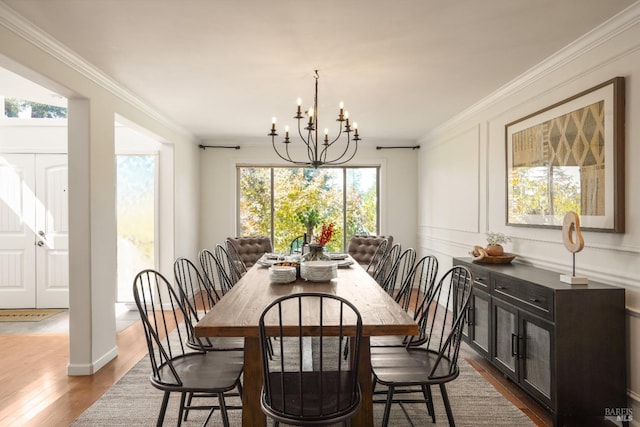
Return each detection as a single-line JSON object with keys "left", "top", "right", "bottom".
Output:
{"left": 38, "top": 230, "right": 46, "bottom": 238}
{"left": 36, "top": 241, "right": 45, "bottom": 247}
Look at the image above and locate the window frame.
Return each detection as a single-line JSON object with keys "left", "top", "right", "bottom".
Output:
{"left": 236, "top": 165, "right": 380, "bottom": 251}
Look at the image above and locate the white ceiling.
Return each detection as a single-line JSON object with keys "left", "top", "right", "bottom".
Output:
{"left": 1, "top": 0, "right": 636, "bottom": 142}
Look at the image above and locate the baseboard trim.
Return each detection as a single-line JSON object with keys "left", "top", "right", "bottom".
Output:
{"left": 67, "top": 345, "right": 119, "bottom": 376}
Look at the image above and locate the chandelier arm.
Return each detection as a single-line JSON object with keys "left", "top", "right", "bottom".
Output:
{"left": 271, "top": 136, "right": 297, "bottom": 163}
{"left": 323, "top": 139, "right": 360, "bottom": 166}
{"left": 317, "top": 116, "right": 345, "bottom": 162}
{"left": 321, "top": 132, "right": 353, "bottom": 164}
{"left": 284, "top": 141, "right": 315, "bottom": 166}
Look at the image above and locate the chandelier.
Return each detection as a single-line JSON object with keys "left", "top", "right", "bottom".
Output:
{"left": 269, "top": 70, "right": 360, "bottom": 168}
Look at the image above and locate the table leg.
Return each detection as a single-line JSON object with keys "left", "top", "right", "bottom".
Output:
{"left": 352, "top": 336, "right": 373, "bottom": 426}
{"left": 241, "top": 337, "right": 265, "bottom": 427}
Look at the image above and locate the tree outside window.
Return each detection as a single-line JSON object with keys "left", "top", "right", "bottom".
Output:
{"left": 238, "top": 166, "right": 378, "bottom": 252}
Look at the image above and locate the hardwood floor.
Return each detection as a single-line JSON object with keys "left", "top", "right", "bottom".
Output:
{"left": 0, "top": 318, "right": 552, "bottom": 427}
{"left": 0, "top": 322, "right": 148, "bottom": 427}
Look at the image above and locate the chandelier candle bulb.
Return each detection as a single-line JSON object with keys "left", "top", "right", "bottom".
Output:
{"left": 324, "top": 128, "right": 329, "bottom": 144}
{"left": 308, "top": 106, "right": 314, "bottom": 124}
{"left": 296, "top": 98, "right": 302, "bottom": 117}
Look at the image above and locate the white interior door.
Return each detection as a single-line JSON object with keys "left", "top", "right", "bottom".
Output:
{"left": 0, "top": 154, "right": 37, "bottom": 308}
{"left": 0, "top": 153, "right": 68, "bottom": 308}
{"left": 35, "top": 154, "right": 69, "bottom": 308}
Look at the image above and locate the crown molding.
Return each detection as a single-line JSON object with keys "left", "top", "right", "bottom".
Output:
{"left": 422, "top": 1, "right": 640, "bottom": 142}
{"left": 0, "top": 2, "right": 196, "bottom": 143}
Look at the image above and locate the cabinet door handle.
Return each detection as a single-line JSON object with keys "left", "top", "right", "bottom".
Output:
{"left": 529, "top": 298, "right": 539, "bottom": 303}
{"left": 496, "top": 285, "right": 507, "bottom": 290}
{"left": 511, "top": 333, "right": 518, "bottom": 357}
{"left": 466, "top": 308, "right": 474, "bottom": 326}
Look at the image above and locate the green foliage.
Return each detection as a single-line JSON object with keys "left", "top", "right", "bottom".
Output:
{"left": 238, "top": 167, "right": 378, "bottom": 253}
{"left": 239, "top": 168, "right": 271, "bottom": 236}
{"left": 296, "top": 207, "right": 320, "bottom": 228}
{"left": 4, "top": 97, "right": 67, "bottom": 118}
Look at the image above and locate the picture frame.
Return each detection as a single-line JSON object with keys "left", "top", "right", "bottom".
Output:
{"left": 505, "top": 77, "right": 625, "bottom": 232}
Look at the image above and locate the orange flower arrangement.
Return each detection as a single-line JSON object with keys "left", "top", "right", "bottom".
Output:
{"left": 317, "top": 222, "right": 335, "bottom": 247}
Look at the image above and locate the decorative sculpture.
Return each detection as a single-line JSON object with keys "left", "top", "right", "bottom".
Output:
{"left": 560, "top": 211, "right": 588, "bottom": 284}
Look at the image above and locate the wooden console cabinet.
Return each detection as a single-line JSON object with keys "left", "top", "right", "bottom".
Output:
{"left": 454, "top": 257, "right": 626, "bottom": 427}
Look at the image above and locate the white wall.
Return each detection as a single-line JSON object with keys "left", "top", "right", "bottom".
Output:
{"left": 0, "top": 8, "right": 200, "bottom": 374}
{"left": 198, "top": 139, "right": 418, "bottom": 253}
{"left": 418, "top": 5, "right": 640, "bottom": 423}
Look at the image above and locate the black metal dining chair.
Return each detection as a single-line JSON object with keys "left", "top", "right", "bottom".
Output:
{"left": 215, "top": 244, "right": 243, "bottom": 287}
{"left": 199, "top": 248, "right": 234, "bottom": 296}
{"left": 289, "top": 234, "right": 305, "bottom": 254}
{"left": 258, "top": 292, "right": 363, "bottom": 426}
{"left": 174, "top": 257, "right": 244, "bottom": 352}
{"left": 365, "top": 238, "right": 388, "bottom": 276}
{"left": 371, "top": 265, "right": 474, "bottom": 426}
{"left": 225, "top": 239, "right": 249, "bottom": 275}
{"left": 371, "top": 254, "right": 439, "bottom": 348}
{"left": 380, "top": 247, "right": 416, "bottom": 298}
{"left": 372, "top": 243, "right": 402, "bottom": 285}
{"left": 133, "top": 269, "right": 244, "bottom": 427}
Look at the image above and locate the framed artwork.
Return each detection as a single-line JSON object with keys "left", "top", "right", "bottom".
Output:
{"left": 505, "top": 77, "right": 625, "bottom": 232}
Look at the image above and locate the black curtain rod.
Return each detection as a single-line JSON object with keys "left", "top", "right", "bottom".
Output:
{"left": 375, "top": 145, "right": 420, "bottom": 150}
{"left": 199, "top": 144, "right": 241, "bottom": 150}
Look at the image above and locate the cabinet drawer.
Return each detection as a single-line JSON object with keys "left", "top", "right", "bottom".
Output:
{"left": 492, "top": 276, "right": 554, "bottom": 320}
{"left": 466, "top": 265, "right": 490, "bottom": 292}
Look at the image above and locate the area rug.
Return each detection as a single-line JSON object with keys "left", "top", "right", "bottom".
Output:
{"left": 0, "top": 309, "right": 64, "bottom": 322}
{"left": 73, "top": 343, "right": 534, "bottom": 426}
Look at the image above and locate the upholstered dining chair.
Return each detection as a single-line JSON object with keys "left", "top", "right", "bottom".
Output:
{"left": 346, "top": 234, "right": 393, "bottom": 267}
{"left": 370, "top": 265, "right": 474, "bottom": 427}
{"left": 258, "top": 292, "right": 363, "bottom": 426}
{"left": 133, "top": 269, "right": 244, "bottom": 427}
{"left": 226, "top": 236, "right": 273, "bottom": 268}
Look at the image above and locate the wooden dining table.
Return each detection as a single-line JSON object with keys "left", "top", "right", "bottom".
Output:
{"left": 194, "top": 256, "right": 419, "bottom": 427}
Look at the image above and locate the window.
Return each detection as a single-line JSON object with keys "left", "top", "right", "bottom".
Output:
{"left": 238, "top": 166, "right": 379, "bottom": 252}
{"left": 116, "top": 155, "right": 156, "bottom": 302}
{"left": 3, "top": 97, "right": 67, "bottom": 118}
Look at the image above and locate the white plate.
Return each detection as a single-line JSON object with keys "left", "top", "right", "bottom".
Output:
{"left": 300, "top": 261, "right": 338, "bottom": 281}
{"left": 257, "top": 258, "right": 279, "bottom": 267}
{"left": 337, "top": 259, "right": 354, "bottom": 268}
{"left": 265, "top": 253, "right": 286, "bottom": 260}
{"left": 269, "top": 265, "right": 296, "bottom": 283}
{"left": 328, "top": 253, "right": 348, "bottom": 260}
